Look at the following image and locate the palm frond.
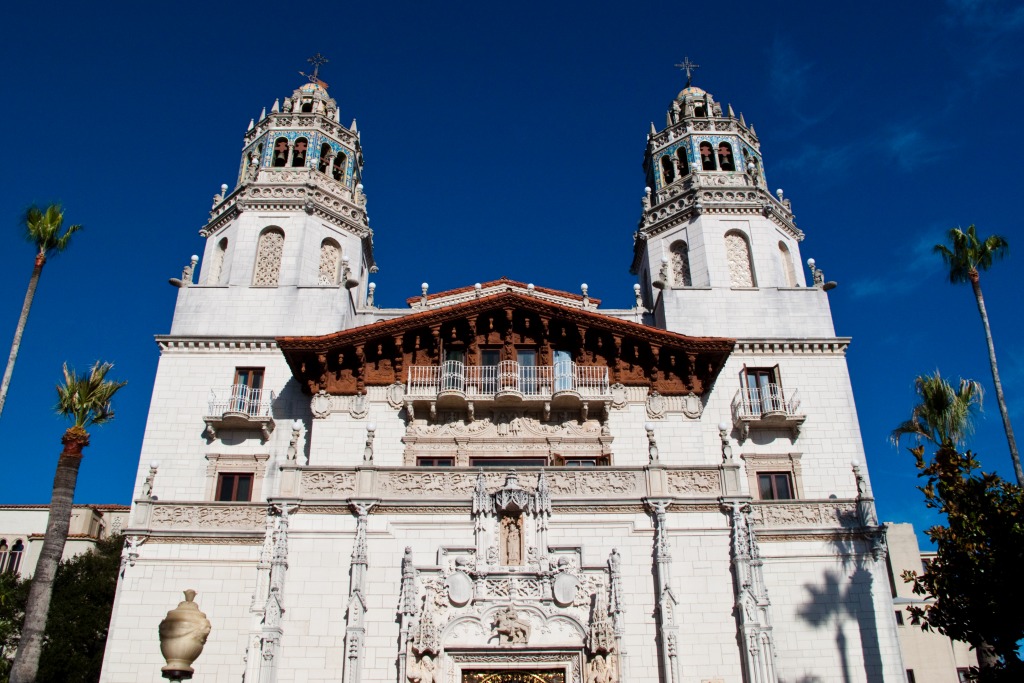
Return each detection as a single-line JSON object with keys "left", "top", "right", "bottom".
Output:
{"left": 891, "top": 371, "right": 982, "bottom": 448}
{"left": 935, "top": 224, "right": 1009, "bottom": 283}
{"left": 20, "top": 203, "right": 81, "bottom": 258}
{"left": 55, "top": 361, "right": 127, "bottom": 429}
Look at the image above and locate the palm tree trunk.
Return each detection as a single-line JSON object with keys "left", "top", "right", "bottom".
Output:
{"left": 971, "top": 274, "right": 1023, "bottom": 486}
{"left": 9, "top": 426, "right": 89, "bottom": 683}
{"left": 0, "top": 254, "right": 45, "bottom": 420}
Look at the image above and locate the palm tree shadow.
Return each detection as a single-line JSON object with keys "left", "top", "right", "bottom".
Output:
{"left": 796, "top": 535, "right": 884, "bottom": 683}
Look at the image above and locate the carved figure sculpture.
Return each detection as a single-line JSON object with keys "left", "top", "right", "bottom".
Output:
{"left": 407, "top": 653, "right": 435, "bottom": 683}
{"left": 588, "top": 654, "right": 613, "bottom": 683}
{"left": 502, "top": 516, "right": 522, "bottom": 565}
{"left": 491, "top": 606, "right": 530, "bottom": 645}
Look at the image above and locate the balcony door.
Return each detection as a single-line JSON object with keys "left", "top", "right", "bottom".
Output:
{"left": 553, "top": 350, "right": 573, "bottom": 392}
{"left": 480, "top": 350, "right": 500, "bottom": 394}
{"left": 517, "top": 350, "right": 537, "bottom": 394}
{"left": 233, "top": 368, "right": 265, "bottom": 414}
{"left": 744, "top": 366, "right": 780, "bottom": 415}
{"left": 443, "top": 349, "right": 466, "bottom": 392}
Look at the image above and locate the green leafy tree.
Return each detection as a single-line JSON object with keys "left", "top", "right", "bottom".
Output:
{"left": 902, "top": 444, "right": 1024, "bottom": 680}
{"left": 935, "top": 225, "right": 1020, "bottom": 484}
{"left": 9, "top": 363, "right": 126, "bottom": 683}
{"left": 0, "top": 205, "right": 82, "bottom": 421}
{"left": 894, "top": 371, "right": 1024, "bottom": 679}
{"left": 0, "top": 535, "right": 123, "bottom": 683}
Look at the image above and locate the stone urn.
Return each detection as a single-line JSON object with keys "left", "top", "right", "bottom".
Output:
{"left": 158, "top": 589, "right": 212, "bottom": 679}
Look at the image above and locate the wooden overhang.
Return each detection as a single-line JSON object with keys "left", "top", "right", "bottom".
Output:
{"left": 277, "top": 290, "right": 735, "bottom": 396}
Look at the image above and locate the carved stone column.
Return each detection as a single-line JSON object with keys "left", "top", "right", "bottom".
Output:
{"left": 343, "top": 502, "right": 374, "bottom": 683}
{"left": 396, "top": 547, "right": 417, "bottom": 683}
{"left": 242, "top": 504, "right": 294, "bottom": 683}
{"left": 725, "top": 500, "right": 778, "bottom": 683}
{"left": 645, "top": 499, "right": 680, "bottom": 683}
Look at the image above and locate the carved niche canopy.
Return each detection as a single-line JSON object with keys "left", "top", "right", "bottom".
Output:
{"left": 277, "top": 289, "right": 734, "bottom": 396}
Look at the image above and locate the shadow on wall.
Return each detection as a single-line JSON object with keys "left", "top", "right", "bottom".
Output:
{"left": 796, "top": 537, "right": 884, "bottom": 683}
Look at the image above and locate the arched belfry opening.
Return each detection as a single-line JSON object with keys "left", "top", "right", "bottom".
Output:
{"left": 699, "top": 142, "right": 717, "bottom": 170}
{"left": 273, "top": 137, "right": 289, "bottom": 167}
{"left": 318, "top": 143, "right": 332, "bottom": 174}
{"left": 660, "top": 155, "right": 675, "bottom": 185}
{"left": 332, "top": 152, "right": 347, "bottom": 182}
{"left": 291, "top": 137, "right": 308, "bottom": 167}
{"left": 717, "top": 142, "right": 736, "bottom": 171}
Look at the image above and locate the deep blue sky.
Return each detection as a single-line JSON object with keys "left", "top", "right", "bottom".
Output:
{"left": 1, "top": 1, "right": 1022, "bottom": 541}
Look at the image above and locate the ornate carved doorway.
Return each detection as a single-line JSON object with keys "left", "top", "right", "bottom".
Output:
{"left": 462, "top": 671, "right": 565, "bottom": 683}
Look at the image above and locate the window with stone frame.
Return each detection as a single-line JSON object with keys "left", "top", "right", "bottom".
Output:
{"left": 207, "top": 237, "right": 228, "bottom": 285}
{"left": 742, "top": 453, "right": 803, "bottom": 500}
{"left": 206, "top": 454, "right": 269, "bottom": 501}
{"left": 253, "top": 228, "right": 284, "bottom": 286}
{"left": 318, "top": 238, "right": 341, "bottom": 285}
{"left": 725, "top": 230, "right": 756, "bottom": 287}
{"left": 5, "top": 539, "right": 24, "bottom": 574}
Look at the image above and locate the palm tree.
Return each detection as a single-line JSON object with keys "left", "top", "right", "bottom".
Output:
{"left": 9, "top": 361, "right": 126, "bottom": 683}
{"left": 0, "top": 205, "right": 82, "bottom": 421}
{"left": 934, "top": 225, "right": 1020, "bottom": 485}
{"left": 890, "top": 371, "right": 983, "bottom": 449}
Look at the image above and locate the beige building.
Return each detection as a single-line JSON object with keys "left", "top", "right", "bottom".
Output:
{"left": 885, "top": 522, "right": 976, "bottom": 682}
{"left": 0, "top": 504, "right": 130, "bottom": 578}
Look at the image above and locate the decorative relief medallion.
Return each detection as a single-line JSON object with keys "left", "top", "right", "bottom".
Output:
{"left": 386, "top": 382, "right": 406, "bottom": 408}
{"left": 645, "top": 391, "right": 666, "bottom": 419}
{"left": 310, "top": 391, "right": 332, "bottom": 419}
{"left": 609, "top": 384, "right": 627, "bottom": 409}
{"left": 150, "top": 505, "right": 264, "bottom": 530}
{"left": 446, "top": 571, "right": 474, "bottom": 607}
{"left": 681, "top": 392, "right": 703, "bottom": 419}
{"left": 301, "top": 471, "right": 356, "bottom": 496}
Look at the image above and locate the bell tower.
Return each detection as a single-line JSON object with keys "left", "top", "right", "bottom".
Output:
{"left": 170, "top": 56, "right": 374, "bottom": 338}
{"left": 633, "top": 64, "right": 835, "bottom": 339}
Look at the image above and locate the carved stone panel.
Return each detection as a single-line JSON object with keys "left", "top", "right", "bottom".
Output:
{"left": 301, "top": 471, "right": 357, "bottom": 497}
{"left": 665, "top": 469, "right": 721, "bottom": 496}
{"left": 149, "top": 504, "right": 265, "bottom": 531}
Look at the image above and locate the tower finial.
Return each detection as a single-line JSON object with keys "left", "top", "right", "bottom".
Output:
{"left": 674, "top": 56, "right": 700, "bottom": 87}
{"left": 299, "top": 52, "right": 329, "bottom": 87}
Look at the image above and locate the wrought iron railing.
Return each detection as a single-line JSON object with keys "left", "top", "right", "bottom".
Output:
{"left": 732, "top": 383, "right": 801, "bottom": 419}
{"left": 208, "top": 384, "right": 276, "bottom": 418}
{"left": 407, "top": 361, "right": 609, "bottom": 400}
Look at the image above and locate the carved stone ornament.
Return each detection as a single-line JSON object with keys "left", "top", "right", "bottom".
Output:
{"left": 349, "top": 393, "right": 369, "bottom": 419}
{"left": 646, "top": 391, "right": 666, "bottom": 419}
{"left": 681, "top": 392, "right": 703, "bottom": 419}
{"left": 609, "top": 383, "right": 628, "bottom": 409}
{"left": 446, "top": 570, "right": 473, "bottom": 607}
{"left": 387, "top": 382, "right": 406, "bottom": 408}
{"left": 666, "top": 469, "right": 720, "bottom": 496}
{"left": 158, "top": 589, "right": 212, "bottom": 677}
{"left": 553, "top": 572, "right": 579, "bottom": 607}
{"left": 311, "top": 390, "right": 332, "bottom": 419}
{"left": 301, "top": 471, "right": 356, "bottom": 496}
{"left": 491, "top": 606, "right": 531, "bottom": 645}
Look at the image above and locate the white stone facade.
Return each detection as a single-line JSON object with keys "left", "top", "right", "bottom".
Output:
{"left": 100, "top": 79, "right": 906, "bottom": 682}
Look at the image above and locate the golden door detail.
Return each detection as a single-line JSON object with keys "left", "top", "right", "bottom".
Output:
{"left": 462, "top": 671, "right": 565, "bottom": 683}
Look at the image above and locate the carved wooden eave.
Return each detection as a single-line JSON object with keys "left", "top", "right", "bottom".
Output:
{"left": 407, "top": 277, "right": 600, "bottom": 309}
{"left": 277, "top": 289, "right": 734, "bottom": 397}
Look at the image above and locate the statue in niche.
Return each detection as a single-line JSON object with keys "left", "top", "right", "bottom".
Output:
{"left": 587, "top": 654, "right": 616, "bottom": 683}
{"left": 407, "top": 653, "right": 435, "bottom": 683}
{"left": 501, "top": 515, "right": 523, "bottom": 565}
{"left": 491, "top": 606, "right": 530, "bottom": 645}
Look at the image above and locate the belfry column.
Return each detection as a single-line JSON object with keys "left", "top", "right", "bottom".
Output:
{"left": 646, "top": 499, "right": 680, "bottom": 683}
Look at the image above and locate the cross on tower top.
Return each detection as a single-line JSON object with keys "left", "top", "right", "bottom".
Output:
{"left": 675, "top": 57, "right": 700, "bottom": 87}
{"left": 300, "top": 52, "right": 329, "bottom": 84}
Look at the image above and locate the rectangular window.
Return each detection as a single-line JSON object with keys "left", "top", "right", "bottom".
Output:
{"left": 757, "top": 472, "right": 794, "bottom": 500}
{"left": 894, "top": 610, "right": 904, "bottom": 626}
{"left": 417, "top": 457, "right": 454, "bottom": 467}
{"left": 564, "top": 458, "right": 599, "bottom": 467}
{"left": 216, "top": 473, "right": 254, "bottom": 502}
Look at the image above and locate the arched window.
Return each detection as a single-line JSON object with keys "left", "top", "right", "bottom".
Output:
{"left": 0, "top": 539, "right": 7, "bottom": 571}
{"left": 208, "top": 237, "right": 228, "bottom": 285}
{"left": 291, "top": 137, "right": 308, "bottom": 167}
{"left": 253, "top": 228, "right": 285, "bottom": 286}
{"left": 670, "top": 241, "right": 692, "bottom": 287}
{"left": 675, "top": 148, "right": 689, "bottom": 176}
{"left": 301, "top": 100, "right": 313, "bottom": 113}
{"left": 725, "top": 231, "right": 756, "bottom": 287}
{"left": 7, "top": 539, "right": 23, "bottom": 574}
{"left": 694, "top": 103, "right": 707, "bottom": 117}
{"left": 318, "top": 239, "right": 341, "bottom": 285}
{"left": 273, "top": 137, "right": 289, "bottom": 167}
{"left": 660, "top": 155, "right": 675, "bottom": 185}
{"left": 778, "top": 241, "right": 797, "bottom": 287}
{"left": 332, "top": 152, "right": 347, "bottom": 182}
{"left": 699, "top": 142, "right": 717, "bottom": 170}
{"left": 318, "top": 143, "right": 332, "bottom": 174}
{"left": 717, "top": 142, "right": 736, "bottom": 171}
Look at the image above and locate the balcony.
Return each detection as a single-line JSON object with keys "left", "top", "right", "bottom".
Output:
{"left": 731, "top": 383, "right": 805, "bottom": 442}
{"left": 406, "top": 360, "right": 610, "bottom": 412}
{"left": 204, "top": 385, "right": 277, "bottom": 441}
